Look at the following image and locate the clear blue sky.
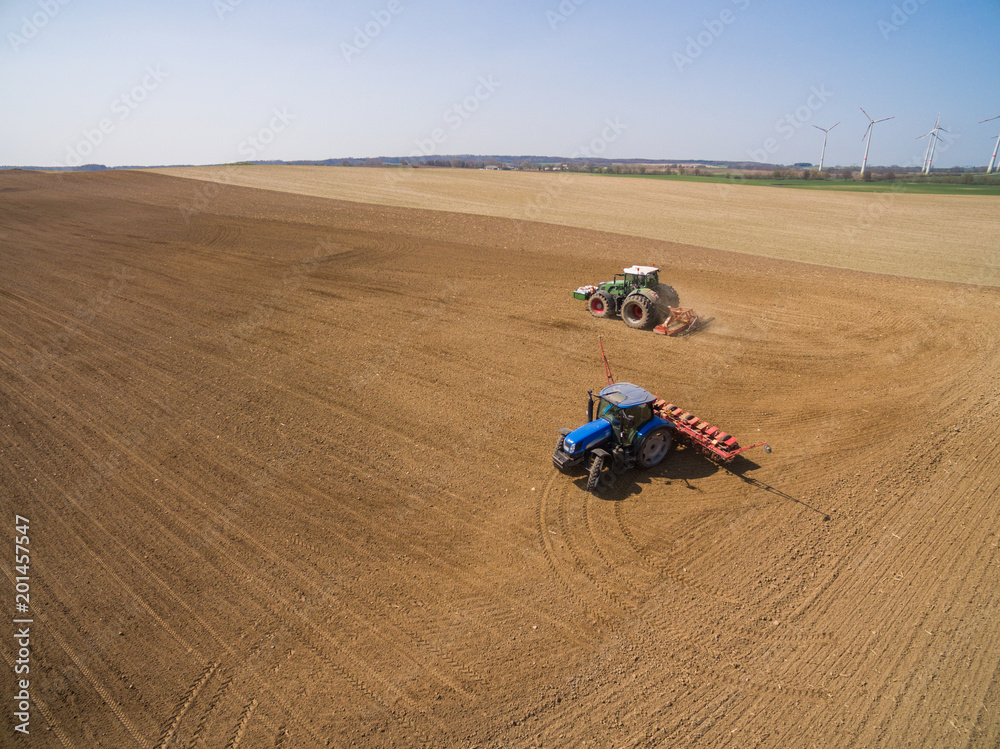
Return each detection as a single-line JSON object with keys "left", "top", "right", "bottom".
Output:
{"left": 2, "top": 0, "right": 998, "bottom": 168}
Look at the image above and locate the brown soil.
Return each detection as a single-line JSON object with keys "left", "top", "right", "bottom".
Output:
{"left": 155, "top": 165, "right": 1000, "bottom": 287}
{"left": 2, "top": 169, "right": 999, "bottom": 748}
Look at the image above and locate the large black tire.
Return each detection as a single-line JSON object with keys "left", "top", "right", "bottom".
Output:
{"left": 621, "top": 293, "right": 654, "bottom": 329}
{"left": 636, "top": 428, "right": 673, "bottom": 468}
{"left": 588, "top": 290, "right": 615, "bottom": 319}
{"left": 655, "top": 283, "right": 680, "bottom": 308}
{"left": 586, "top": 454, "right": 605, "bottom": 493}
{"left": 653, "top": 283, "right": 679, "bottom": 320}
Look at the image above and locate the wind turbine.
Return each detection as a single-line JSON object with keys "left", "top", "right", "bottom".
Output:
{"left": 916, "top": 113, "right": 948, "bottom": 175}
{"left": 980, "top": 115, "right": 1000, "bottom": 173}
{"left": 859, "top": 107, "right": 894, "bottom": 177}
{"left": 812, "top": 122, "right": 839, "bottom": 171}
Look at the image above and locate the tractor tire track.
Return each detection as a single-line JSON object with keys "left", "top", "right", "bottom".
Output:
{"left": 190, "top": 666, "right": 235, "bottom": 748}
{"left": 224, "top": 699, "right": 258, "bottom": 749}
{"left": 6, "top": 355, "right": 479, "bottom": 719}
{"left": 3, "top": 433, "right": 331, "bottom": 747}
{"left": 553, "top": 473, "right": 637, "bottom": 615}
{"left": 535, "top": 472, "right": 617, "bottom": 628}
{"left": 38, "top": 608, "right": 151, "bottom": 747}
{"left": 613, "top": 498, "right": 739, "bottom": 603}
{"left": 581, "top": 490, "right": 649, "bottom": 600}
{"left": 156, "top": 660, "right": 221, "bottom": 749}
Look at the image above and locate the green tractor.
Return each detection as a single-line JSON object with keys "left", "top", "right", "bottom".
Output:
{"left": 573, "top": 265, "right": 679, "bottom": 330}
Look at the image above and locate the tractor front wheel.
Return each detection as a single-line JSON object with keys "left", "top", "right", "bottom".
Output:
{"left": 622, "top": 294, "right": 654, "bottom": 329}
{"left": 588, "top": 290, "right": 615, "bottom": 319}
{"left": 586, "top": 454, "right": 605, "bottom": 493}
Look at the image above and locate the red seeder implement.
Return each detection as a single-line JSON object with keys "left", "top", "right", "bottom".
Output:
{"left": 653, "top": 399, "right": 770, "bottom": 463}
{"left": 653, "top": 307, "right": 700, "bottom": 336}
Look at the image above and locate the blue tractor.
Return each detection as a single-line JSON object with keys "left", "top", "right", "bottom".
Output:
{"left": 552, "top": 382, "right": 675, "bottom": 493}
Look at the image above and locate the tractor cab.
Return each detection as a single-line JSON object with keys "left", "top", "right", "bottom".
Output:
{"left": 591, "top": 383, "right": 656, "bottom": 446}
{"left": 620, "top": 265, "right": 659, "bottom": 290}
{"left": 598, "top": 265, "right": 660, "bottom": 296}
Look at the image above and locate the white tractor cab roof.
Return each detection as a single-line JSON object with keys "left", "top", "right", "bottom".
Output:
{"left": 623, "top": 265, "right": 658, "bottom": 276}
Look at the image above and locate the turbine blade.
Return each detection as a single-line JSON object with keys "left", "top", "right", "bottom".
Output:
{"left": 860, "top": 107, "right": 874, "bottom": 123}
{"left": 979, "top": 115, "right": 1000, "bottom": 124}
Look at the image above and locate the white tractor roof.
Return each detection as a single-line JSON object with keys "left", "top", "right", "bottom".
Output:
{"left": 623, "top": 265, "right": 658, "bottom": 275}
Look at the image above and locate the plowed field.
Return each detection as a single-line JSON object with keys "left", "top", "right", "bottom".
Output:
{"left": 2, "top": 168, "right": 999, "bottom": 748}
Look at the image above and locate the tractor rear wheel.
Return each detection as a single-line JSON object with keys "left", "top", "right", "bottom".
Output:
{"left": 621, "top": 294, "right": 654, "bottom": 329}
{"left": 636, "top": 428, "right": 673, "bottom": 468}
{"left": 588, "top": 290, "right": 615, "bottom": 319}
{"left": 586, "top": 454, "right": 605, "bottom": 493}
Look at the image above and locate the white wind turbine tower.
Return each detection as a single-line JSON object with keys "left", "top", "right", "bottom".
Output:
{"left": 916, "top": 113, "right": 947, "bottom": 175}
{"left": 859, "top": 107, "right": 894, "bottom": 177}
{"left": 812, "top": 122, "right": 839, "bottom": 171}
{"left": 980, "top": 115, "right": 1000, "bottom": 173}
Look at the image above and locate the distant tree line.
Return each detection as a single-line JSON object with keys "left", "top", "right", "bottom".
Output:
{"left": 23, "top": 157, "right": 993, "bottom": 185}
{"left": 340, "top": 158, "right": 1000, "bottom": 184}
